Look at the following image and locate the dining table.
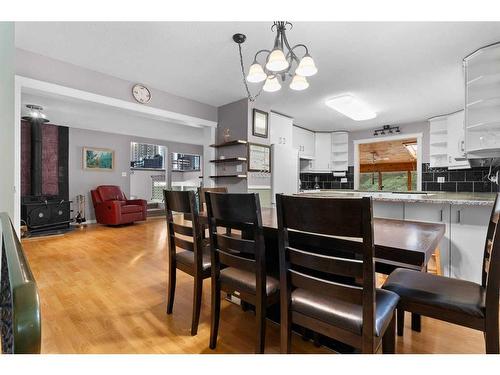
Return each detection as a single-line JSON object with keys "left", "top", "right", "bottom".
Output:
{"left": 200, "top": 206, "right": 445, "bottom": 274}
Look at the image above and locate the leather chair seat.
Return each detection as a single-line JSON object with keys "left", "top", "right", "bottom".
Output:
{"left": 121, "top": 204, "right": 145, "bottom": 214}
{"left": 176, "top": 250, "right": 211, "bottom": 271}
{"left": 383, "top": 268, "right": 486, "bottom": 318}
{"left": 219, "top": 267, "right": 279, "bottom": 296}
{"left": 291, "top": 288, "right": 399, "bottom": 337}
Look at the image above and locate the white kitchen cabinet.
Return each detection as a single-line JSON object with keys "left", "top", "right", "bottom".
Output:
{"left": 312, "top": 132, "right": 332, "bottom": 171}
{"left": 464, "top": 42, "right": 500, "bottom": 158}
{"left": 373, "top": 201, "right": 404, "bottom": 220}
{"left": 449, "top": 204, "right": 490, "bottom": 283}
{"left": 292, "top": 125, "right": 315, "bottom": 159}
{"left": 270, "top": 112, "right": 293, "bottom": 146}
{"left": 404, "top": 203, "right": 451, "bottom": 276}
{"left": 331, "top": 131, "right": 349, "bottom": 172}
{"left": 446, "top": 111, "right": 470, "bottom": 169}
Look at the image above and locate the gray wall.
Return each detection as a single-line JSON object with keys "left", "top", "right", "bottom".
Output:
{"left": 347, "top": 120, "right": 430, "bottom": 165}
{"left": 16, "top": 49, "right": 217, "bottom": 123}
{"left": 69, "top": 127, "right": 203, "bottom": 220}
{"left": 0, "top": 23, "right": 15, "bottom": 218}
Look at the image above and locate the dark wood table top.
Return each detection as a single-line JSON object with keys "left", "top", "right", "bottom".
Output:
{"left": 200, "top": 207, "right": 445, "bottom": 271}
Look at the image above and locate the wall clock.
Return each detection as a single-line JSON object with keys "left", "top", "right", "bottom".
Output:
{"left": 132, "top": 84, "right": 152, "bottom": 104}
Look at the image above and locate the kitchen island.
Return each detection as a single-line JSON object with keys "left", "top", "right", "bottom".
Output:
{"left": 297, "top": 190, "right": 498, "bottom": 282}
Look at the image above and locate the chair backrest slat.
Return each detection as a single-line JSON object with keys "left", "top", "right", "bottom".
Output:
{"left": 288, "top": 247, "right": 363, "bottom": 279}
{"left": 172, "top": 222, "right": 194, "bottom": 237}
{"left": 173, "top": 236, "right": 195, "bottom": 252}
{"left": 217, "top": 250, "right": 256, "bottom": 273}
{"left": 289, "top": 269, "right": 363, "bottom": 304}
{"left": 216, "top": 233, "right": 255, "bottom": 255}
{"left": 278, "top": 196, "right": 367, "bottom": 238}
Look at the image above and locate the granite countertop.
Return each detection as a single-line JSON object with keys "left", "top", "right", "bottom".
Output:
{"left": 297, "top": 190, "right": 498, "bottom": 206}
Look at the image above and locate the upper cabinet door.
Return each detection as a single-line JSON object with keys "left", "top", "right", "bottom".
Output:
{"left": 447, "top": 111, "right": 470, "bottom": 169}
{"left": 293, "top": 126, "right": 315, "bottom": 159}
{"left": 270, "top": 112, "right": 293, "bottom": 146}
{"left": 313, "top": 133, "right": 332, "bottom": 171}
{"left": 464, "top": 42, "right": 500, "bottom": 158}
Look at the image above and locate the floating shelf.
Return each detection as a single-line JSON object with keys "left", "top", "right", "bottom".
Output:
{"left": 209, "top": 140, "right": 247, "bottom": 148}
{"left": 468, "top": 121, "right": 500, "bottom": 132}
{"left": 209, "top": 157, "right": 247, "bottom": 163}
{"left": 209, "top": 174, "right": 247, "bottom": 179}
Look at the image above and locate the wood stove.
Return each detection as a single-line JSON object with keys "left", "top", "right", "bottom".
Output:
{"left": 20, "top": 110, "right": 70, "bottom": 233}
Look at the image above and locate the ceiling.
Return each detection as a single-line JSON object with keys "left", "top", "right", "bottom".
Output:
{"left": 15, "top": 22, "right": 500, "bottom": 131}
{"left": 359, "top": 138, "right": 417, "bottom": 165}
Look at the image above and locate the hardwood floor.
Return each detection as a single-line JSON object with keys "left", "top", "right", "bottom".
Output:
{"left": 22, "top": 218, "right": 486, "bottom": 354}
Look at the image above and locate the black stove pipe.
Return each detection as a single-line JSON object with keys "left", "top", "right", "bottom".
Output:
{"left": 30, "top": 119, "right": 43, "bottom": 197}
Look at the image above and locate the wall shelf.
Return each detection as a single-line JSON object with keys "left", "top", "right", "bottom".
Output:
{"left": 209, "top": 157, "right": 247, "bottom": 163}
{"left": 209, "top": 174, "right": 247, "bottom": 179}
{"left": 209, "top": 140, "right": 247, "bottom": 148}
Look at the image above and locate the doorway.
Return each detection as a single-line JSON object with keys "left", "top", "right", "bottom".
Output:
{"left": 354, "top": 133, "right": 422, "bottom": 191}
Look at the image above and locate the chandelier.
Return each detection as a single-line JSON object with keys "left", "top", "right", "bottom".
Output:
{"left": 233, "top": 21, "right": 318, "bottom": 101}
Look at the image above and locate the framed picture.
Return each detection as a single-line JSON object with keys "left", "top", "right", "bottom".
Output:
{"left": 252, "top": 109, "right": 268, "bottom": 138}
{"left": 248, "top": 143, "right": 271, "bottom": 173}
{"left": 83, "top": 147, "right": 115, "bottom": 171}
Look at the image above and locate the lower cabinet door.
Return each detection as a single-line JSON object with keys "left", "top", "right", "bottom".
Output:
{"left": 403, "top": 203, "right": 450, "bottom": 276}
{"left": 373, "top": 201, "right": 404, "bottom": 220}
{"left": 449, "top": 205, "right": 490, "bottom": 283}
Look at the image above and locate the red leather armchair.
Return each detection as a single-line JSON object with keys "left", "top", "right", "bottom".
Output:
{"left": 91, "top": 185, "right": 147, "bottom": 225}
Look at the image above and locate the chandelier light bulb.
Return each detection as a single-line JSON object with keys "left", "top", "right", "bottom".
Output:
{"left": 266, "top": 48, "right": 289, "bottom": 72}
{"left": 295, "top": 54, "right": 318, "bottom": 77}
{"left": 262, "top": 76, "right": 281, "bottom": 92}
{"left": 246, "top": 62, "right": 267, "bottom": 83}
{"left": 289, "top": 75, "right": 309, "bottom": 91}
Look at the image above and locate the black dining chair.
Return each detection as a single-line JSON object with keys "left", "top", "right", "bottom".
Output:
{"left": 164, "top": 190, "right": 211, "bottom": 336}
{"left": 205, "top": 192, "right": 280, "bottom": 353}
{"left": 197, "top": 187, "right": 228, "bottom": 213}
{"left": 276, "top": 194, "right": 399, "bottom": 353}
{"left": 383, "top": 193, "right": 500, "bottom": 354}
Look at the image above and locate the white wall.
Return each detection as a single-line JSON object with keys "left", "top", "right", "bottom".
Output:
{"left": 0, "top": 23, "right": 15, "bottom": 219}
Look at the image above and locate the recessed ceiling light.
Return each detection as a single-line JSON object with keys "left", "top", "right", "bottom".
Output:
{"left": 325, "top": 95, "right": 376, "bottom": 121}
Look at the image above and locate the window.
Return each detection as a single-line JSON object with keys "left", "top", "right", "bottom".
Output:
{"left": 171, "top": 153, "right": 201, "bottom": 172}
{"left": 130, "top": 142, "right": 166, "bottom": 170}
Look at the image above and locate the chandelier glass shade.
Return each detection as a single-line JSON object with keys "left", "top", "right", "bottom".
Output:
{"left": 234, "top": 21, "right": 317, "bottom": 100}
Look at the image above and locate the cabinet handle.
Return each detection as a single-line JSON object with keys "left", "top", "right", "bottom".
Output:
{"left": 457, "top": 209, "right": 461, "bottom": 223}
{"left": 440, "top": 209, "right": 443, "bottom": 222}
{"left": 460, "top": 140, "right": 465, "bottom": 153}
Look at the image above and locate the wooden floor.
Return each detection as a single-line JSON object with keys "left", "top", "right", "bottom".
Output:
{"left": 22, "top": 218, "right": 486, "bottom": 354}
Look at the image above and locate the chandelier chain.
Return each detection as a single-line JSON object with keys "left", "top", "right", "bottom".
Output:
{"left": 237, "top": 42, "right": 262, "bottom": 102}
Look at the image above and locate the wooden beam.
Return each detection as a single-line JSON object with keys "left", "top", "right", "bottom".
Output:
{"left": 360, "top": 162, "right": 416, "bottom": 173}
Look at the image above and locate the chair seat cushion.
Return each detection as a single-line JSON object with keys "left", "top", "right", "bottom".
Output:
{"left": 176, "top": 250, "right": 211, "bottom": 271}
{"left": 121, "top": 204, "right": 144, "bottom": 214}
{"left": 219, "top": 267, "right": 279, "bottom": 296}
{"left": 383, "top": 268, "right": 486, "bottom": 318}
{"left": 291, "top": 288, "right": 399, "bottom": 337}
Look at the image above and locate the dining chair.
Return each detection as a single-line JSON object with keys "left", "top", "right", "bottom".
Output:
{"left": 383, "top": 193, "right": 500, "bottom": 354}
{"left": 276, "top": 194, "right": 399, "bottom": 354}
{"left": 164, "top": 190, "right": 211, "bottom": 336}
{"left": 205, "top": 192, "right": 280, "bottom": 353}
{"left": 198, "top": 187, "right": 228, "bottom": 213}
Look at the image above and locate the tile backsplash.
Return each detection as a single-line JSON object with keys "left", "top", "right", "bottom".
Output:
{"left": 422, "top": 163, "right": 499, "bottom": 193}
{"left": 300, "top": 164, "right": 499, "bottom": 192}
{"left": 300, "top": 167, "right": 354, "bottom": 190}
